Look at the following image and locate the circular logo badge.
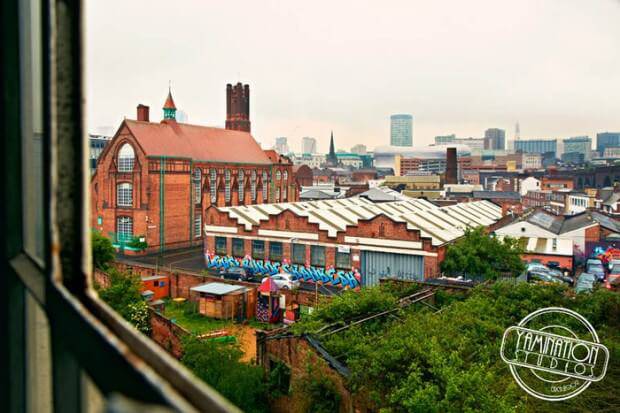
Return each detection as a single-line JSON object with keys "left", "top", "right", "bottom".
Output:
{"left": 500, "top": 307, "right": 609, "bottom": 401}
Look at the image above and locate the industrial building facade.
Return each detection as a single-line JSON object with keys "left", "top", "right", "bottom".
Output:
{"left": 91, "top": 86, "right": 296, "bottom": 254}
{"left": 202, "top": 197, "right": 503, "bottom": 288}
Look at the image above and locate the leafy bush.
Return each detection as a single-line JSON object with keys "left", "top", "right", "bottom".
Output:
{"left": 181, "top": 336, "right": 268, "bottom": 413}
{"left": 98, "top": 268, "right": 151, "bottom": 335}
{"left": 91, "top": 230, "right": 115, "bottom": 270}
{"left": 126, "top": 235, "right": 148, "bottom": 251}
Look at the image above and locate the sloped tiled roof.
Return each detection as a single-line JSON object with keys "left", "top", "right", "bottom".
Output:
{"left": 216, "top": 197, "right": 502, "bottom": 245}
{"left": 124, "top": 119, "right": 272, "bottom": 164}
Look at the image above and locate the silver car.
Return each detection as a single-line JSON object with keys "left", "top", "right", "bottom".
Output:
{"left": 263, "top": 273, "right": 300, "bottom": 290}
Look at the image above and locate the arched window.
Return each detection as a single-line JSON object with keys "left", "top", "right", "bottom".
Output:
{"left": 283, "top": 170, "right": 288, "bottom": 181}
{"left": 117, "top": 216, "right": 133, "bottom": 242}
{"left": 225, "top": 169, "right": 231, "bottom": 202}
{"left": 276, "top": 170, "right": 281, "bottom": 180}
{"left": 251, "top": 170, "right": 257, "bottom": 201}
{"left": 238, "top": 170, "right": 245, "bottom": 202}
{"left": 193, "top": 168, "right": 201, "bottom": 204}
{"left": 210, "top": 169, "right": 217, "bottom": 202}
{"left": 117, "top": 143, "right": 135, "bottom": 172}
{"left": 282, "top": 184, "right": 287, "bottom": 201}
{"left": 117, "top": 182, "right": 133, "bottom": 207}
{"left": 262, "top": 171, "right": 268, "bottom": 201}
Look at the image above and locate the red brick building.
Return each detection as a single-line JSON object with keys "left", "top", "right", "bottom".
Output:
{"left": 91, "top": 85, "right": 297, "bottom": 254}
{"left": 202, "top": 198, "right": 503, "bottom": 288}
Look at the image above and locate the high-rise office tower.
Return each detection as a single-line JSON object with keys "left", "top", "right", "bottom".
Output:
{"left": 563, "top": 136, "right": 591, "bottom": 161}
{"left": 301, "top": 136, "right": 317, "bottom": 154}
{"left": 596, "top": 132, "right": 620, "bottom": 155}
{"left": 275, "top": 137, "right": 289, "bottom": 154}
{"left": 390, "top": 114, "right": 413, "bottom": 146}
{"left": 484, "top": 128, "right": 506, "bottom": 150}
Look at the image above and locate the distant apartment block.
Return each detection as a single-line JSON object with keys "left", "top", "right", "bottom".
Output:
{"left": 301, "top": 136, "right": 317, "bottom": 154}
{"left": 603, "top": 147, "right": 620, "bottom": 159}
{"left": 89, "top": 134, "right": 112, "bottom": 175}
{"left": 514, "top": 139, "right": 557, "bottom": 157}
{"left": 275, "top": 137, "right": 290, "bottom": 154}
{"left": 434, "top": 134, "right": 456, "bottom": 145}
{"left": 484, "top": 128, "right": 506, "bottom": 150}
{"left": 390, "top": 114, "right": 413, "bottom": 146}
{"left": 563, "top": 136, "right": 591, "bottom": 161}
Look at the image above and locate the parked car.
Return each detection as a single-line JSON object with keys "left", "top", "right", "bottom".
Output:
{"left": 586, "top": 258, "right": 606, "bottom": 282}
{"left": 219, "top": 266, "right": 255, "bottom": 282}
{"left": 262, "top": 273, "right": 300, "bottom": 290}
{"left": 608, "top": 259, "right": 620, "bottom": 273}
{"left": 605, "top": 271, "right": 620, "bottom": 291}
{"left": 575, "top": 272, "right": 597, "bottom": 294}
{"left": 525, "top": 263, "right": 573, "bottom": 286}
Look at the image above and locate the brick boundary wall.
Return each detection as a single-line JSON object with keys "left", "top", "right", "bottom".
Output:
{"left": 149, "top": 309, "right": 189, "bottom": 359}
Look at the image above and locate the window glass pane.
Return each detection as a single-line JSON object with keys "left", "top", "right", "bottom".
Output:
{"left": 262, "top": 171, "right": 268, "bottom": 200}
{"left": 251, "top": 170, "right": 257, "bottom": 201}
{"left": 117, "top": 216, "right": 133, "bottom": 242}
{"left": 20, "top": 0, "right": 44, "bottom": 263}
{"left": 292, "top": 243, "right": 306, "bottom": 264}
{"left": 215, "top": 237, "right": 227, "bottom": 255}
{"left": 252, "top": 240, "right": 265, "bottom": 259}
{"left": 194, "top": 213, "right": 202, "bottom": 238}
{"left": 225, "top": 169, "right": 231, "bottom": 202}
{"left": 238, "top": 170, "right": 244, "bottom": 202}
{"left": 117, "top": 144, "right": 135, "bottom": 172}
{"left": 117, "top": 183, "right": 132, "bottom": 207}
{"left": 336, "top": 251, "right": 350, "bottom": 269}
{"left": 270, "top": 242, "right": 282, "bottom": 261}
{"left": 210, "top": 169, "right": 217, "bottom": 203}
{"left": 193, "top": 168, "right": 201, "bottom": 203}
{"left": 311, "top": 245, "right": 325, "bottom": 267}
{"left": 232, "top": 238, "right": 244, "bottom": 257}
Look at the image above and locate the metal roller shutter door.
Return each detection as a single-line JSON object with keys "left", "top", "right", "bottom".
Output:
{"left": 360, "top": 251, "right": 424, "bottom": 286}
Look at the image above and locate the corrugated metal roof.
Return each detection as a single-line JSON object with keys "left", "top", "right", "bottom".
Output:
{"left": 212, "top": 197, "right": 503, "bottom": 245}
{"left": 190, "top": 282, "right": 247, "bottom": 295}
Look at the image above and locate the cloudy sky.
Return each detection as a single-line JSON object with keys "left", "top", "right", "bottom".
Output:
{"left": 86, "top": 0, "right": 620, "bottom": 153}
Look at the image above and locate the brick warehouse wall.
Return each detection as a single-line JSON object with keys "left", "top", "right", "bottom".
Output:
{"left": 149, "top": 309, "right": 189, "bottom": 359}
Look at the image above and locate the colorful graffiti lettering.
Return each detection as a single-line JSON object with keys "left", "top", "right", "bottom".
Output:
{"left": 204, "top": 254, "right": 361, "bottom": 289}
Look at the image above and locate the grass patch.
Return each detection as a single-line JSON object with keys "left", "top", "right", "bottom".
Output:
{"left": 162, "top": 299, "right": 232, "bottom": 334}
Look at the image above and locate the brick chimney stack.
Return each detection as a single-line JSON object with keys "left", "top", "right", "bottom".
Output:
{"left": 225, "top": 82, "right": 251, "bottom": 132}
{"left": 137, "top": 104, "right": 150, "bottom": 122}
{"left": 446, "top": 147, "right": 458, "bottom": 184}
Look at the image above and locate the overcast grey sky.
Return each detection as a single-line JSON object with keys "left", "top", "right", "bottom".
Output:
{"left": 86, "top": 0, "right": 620, "bottom": 152}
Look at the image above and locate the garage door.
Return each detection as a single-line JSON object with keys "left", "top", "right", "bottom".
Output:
{"left": 360, "top": 251, "right": 424, "bottom": 286}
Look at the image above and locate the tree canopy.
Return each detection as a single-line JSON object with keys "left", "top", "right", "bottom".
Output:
{"left": 441, "top": 226, "right": 525, "bottom": 280}
{"left": 91, "top": 230, "right": 115, "bottom": 270}
{"left": 293, "top": 282, "right": 620, "bottom": 412}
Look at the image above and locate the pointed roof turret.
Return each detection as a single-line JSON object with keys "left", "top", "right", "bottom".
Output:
{"left": 163, "top": 86, "right": 177, "bottom": 120}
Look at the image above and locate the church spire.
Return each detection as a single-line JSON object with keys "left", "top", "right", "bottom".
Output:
{"left": 163, "top": 85, "right": 177, "bottom": 120}
{"left": 327, "top": 130, "right": 338, "bottom": 167}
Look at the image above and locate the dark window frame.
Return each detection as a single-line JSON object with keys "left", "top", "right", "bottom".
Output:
{"left": 311, "top": 245, "right": 326, "bottom": 267}
{"left": 215, "top": 237, "right": 227, "bottom": 255}
{"left": 336, "top": 250, "right": 351, "bottom": 269}
{"left": 252, "top": 240, "right": 265, "bottom": 260}
{"left": 232, "top": 238, "right": 244, "bottom": 257}
{"left": 292, "top": 243, "right": 306, "bottom": 265}
{"left": 0, "top": 3, "right": 236, "bottom": 412}
{"left": 269, "top": 241, "right": 283, "bottom": 261}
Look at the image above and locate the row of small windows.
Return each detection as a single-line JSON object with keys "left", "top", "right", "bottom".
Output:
{"left": 213, "top": 238, "right": 351, "bottom": 269}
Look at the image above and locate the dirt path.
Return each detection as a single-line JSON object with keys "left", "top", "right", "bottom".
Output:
{"left": 230, "top": 325, "right": 257, "bottom": 362}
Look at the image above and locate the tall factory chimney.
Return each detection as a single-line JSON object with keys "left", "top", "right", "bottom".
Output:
{"left": 446, "top": 147, "right": 458, "bottom": 184}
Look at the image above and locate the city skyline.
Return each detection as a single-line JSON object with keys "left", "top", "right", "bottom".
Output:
{"left": 87, "top": 0, "right": 620, "bottom": 152}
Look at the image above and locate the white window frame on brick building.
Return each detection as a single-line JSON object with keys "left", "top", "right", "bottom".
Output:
{"left": 262, "top": 170, "right": 268, "bottom": 200}
{"left": 225, "top": 169, "right": 231, "bottom": 202}
{"left": 116, "top": 182, "right": 133, "bottom": 207}
{"left": 194, "top": 212, "right": 202, "bottom": 238}
{"left": 193, "top": 168, "right": 201, "bottom": 204}
{"left": 238, "top": 169, "right": 245, "bottom": 202}
{"left": 117, "top": 143, "right": 135, "bottom": 172}
{"left": 251, "top": 170, "right": 257, "bottom": 201}
{"left": 117, "top": 216, "right": 133, "bottom": 242}
{"left": 209, "top": 168, "right": 217, "bottom": 202}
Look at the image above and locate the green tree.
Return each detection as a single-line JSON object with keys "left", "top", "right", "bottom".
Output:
{"left": 98, "top": 268, "right": 151, "bottom": 335}
{"left": 441, "top": 226, "right": 525, "bottom": 280}
{"left": 181, "top": 336, "right": 268, "bottom": 413}
{"left": 91, "top": 230, "right": 115, "bottom": 270}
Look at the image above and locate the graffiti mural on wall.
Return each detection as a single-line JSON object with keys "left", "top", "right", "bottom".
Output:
{"left": 204, "top": 253, "right": 361, "bottom": 289}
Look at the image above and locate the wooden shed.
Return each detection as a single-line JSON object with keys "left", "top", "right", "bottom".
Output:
{"left": 190, "top": 282, "right": 251, "bottom": 321}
